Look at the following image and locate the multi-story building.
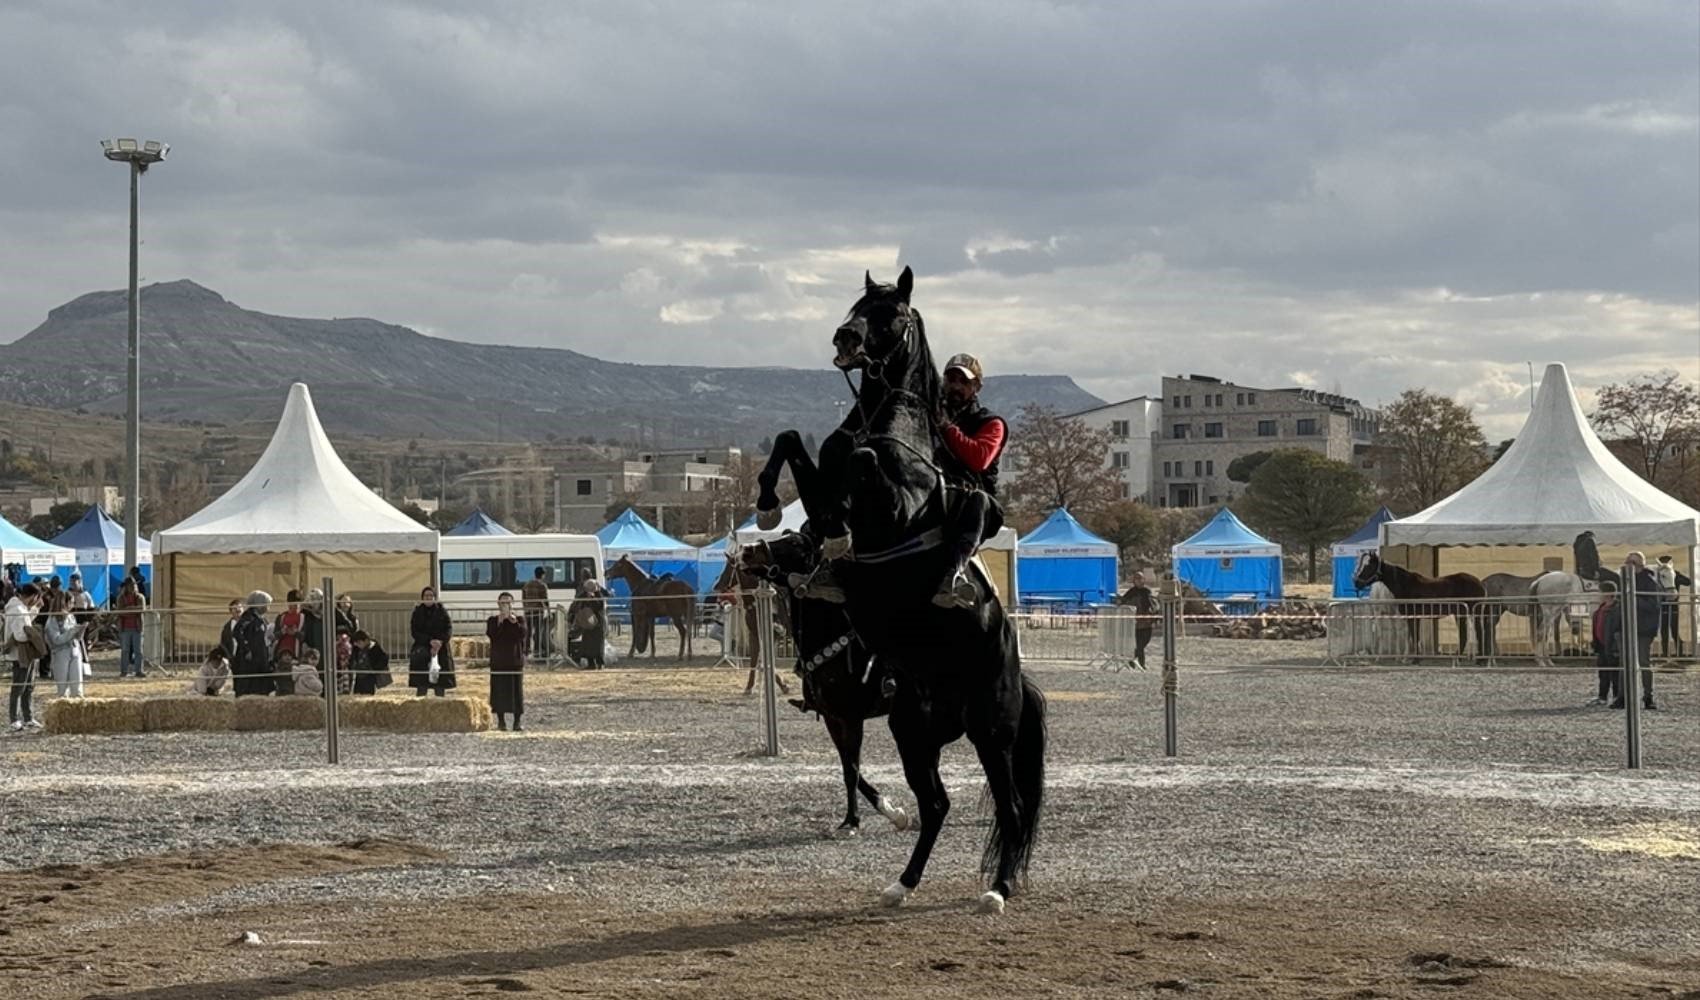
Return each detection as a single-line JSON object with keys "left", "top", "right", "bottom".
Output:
{"left": 553, "top": 446, "right": 740, "bottom": 533}
{"left": 1151, "top": 375, "right": 1379, "bottom": 508}
{"left": 1062, "top": 396, "right": 1163, "bottom": 502}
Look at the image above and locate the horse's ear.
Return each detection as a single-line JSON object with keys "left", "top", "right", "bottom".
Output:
{"left": 896, "top": 265, "right": 913, "bottom": 303}
{"left": 864, "top": 270, "right": 877, "bottom": 294}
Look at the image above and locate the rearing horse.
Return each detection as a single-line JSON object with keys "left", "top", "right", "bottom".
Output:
{"left": 748, "top": 267, "right": 1046, "bottom": 915}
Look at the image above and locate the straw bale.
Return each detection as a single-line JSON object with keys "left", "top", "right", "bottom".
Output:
{"left": 233, "top": 695, "right": 326, "bottom": 732}
{"left": 43, "top": 698, "right": 146, "bottom": 735}
{"left": 340, "top": 695, "right": 490, "bottom": 733}
{"left": 142, "top": 697, "right": 236, "bottom": 732}
{"left": 450, "top": 636, "right": 490, "bottom": 662}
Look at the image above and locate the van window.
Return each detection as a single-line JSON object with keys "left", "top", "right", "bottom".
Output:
{"left": 516, "top": 557, "right": 598, "bottom": 589}
{"left": 442, "top": 560, "right": 500, "bottom": 590}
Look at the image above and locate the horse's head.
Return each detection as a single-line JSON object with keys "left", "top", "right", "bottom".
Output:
{"left": 738, "top": 531, "right": 817, "bottom": 582}
{"left": 1352, "top": 553, "right": 1383, "bottom": 590}
{"left": 833, "top": 267, "right": 921, "bottom": 378}
{"left": 606, "top": 555, "right": 639, "bottom": 583}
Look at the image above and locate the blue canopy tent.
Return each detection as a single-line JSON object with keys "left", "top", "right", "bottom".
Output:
{"left": 595, "top": 508, "right": 701, "bottom": 596}
{"left": 1, "top": 514, "right": 78, "bottom": 591}
{"left": 48, "top": 506, "right": 151, "bottom": 605}
{"left": 1331, "top": 505, "right": 1396, "bottom": 599}
{"left": 1172, "top": 508, "right": 1282, "bottom": 610}
{"left": 1016, "top": 508, "right": 1119, "bottom": 606}
{"left": 696, "top": 533, "right": 735, "bottom": 591}
{"left": 444, "top": 508, "right": 513, "bottom": 537}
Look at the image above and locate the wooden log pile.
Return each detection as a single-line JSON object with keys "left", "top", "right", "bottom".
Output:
{"left": 1209, "top": 600, "right": 1330, "bottom": 640}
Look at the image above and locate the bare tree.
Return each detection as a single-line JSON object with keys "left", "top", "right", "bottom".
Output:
{"left": 1004, "top": 404, "right": 1123, "bottom": 519}
{"left": 1374, "top": 389, "right": 1489, "bottom": 513}
{"left": 1592, "top": 370, "right": 1700, "bottom": 493}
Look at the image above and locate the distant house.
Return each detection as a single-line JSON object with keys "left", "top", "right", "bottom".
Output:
{"left": 1062, "top": 396, "right": 1163, "bottom": 503}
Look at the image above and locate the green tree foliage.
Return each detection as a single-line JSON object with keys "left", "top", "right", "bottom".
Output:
{"left": 1375, "top": 389, "right": 1488, "bottom": 513}
{"left": 1086, "top": 500, "right": 1158, "bottom": 566}
{"left": 25, "top": 501, "right": 90, "bottom": 540}
{"left": 1226, "top": 451, "right": 1273, "bottom": 484}
{"left": 1241, "top": 449, "right": 1375, "bottom": 583}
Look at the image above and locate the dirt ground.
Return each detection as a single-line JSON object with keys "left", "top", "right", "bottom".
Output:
{"left": 4, "top": 842, "right": 1693, "bottom": 1000}
{"left": 6, "top": 656, "right": 1699, "bottom": 999}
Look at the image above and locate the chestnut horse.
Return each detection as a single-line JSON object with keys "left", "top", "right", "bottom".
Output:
{"left": 605, "top": 556, "right": 696, "bottom": 661}
{"left": 1353, "top": 553, "right": 1487, "bottom": 660}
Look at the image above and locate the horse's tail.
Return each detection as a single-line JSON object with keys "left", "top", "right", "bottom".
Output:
{"left": 983, "top": 673, "right": 1047, "bottom": 886}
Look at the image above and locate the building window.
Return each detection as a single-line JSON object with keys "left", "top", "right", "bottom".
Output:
{"left": 1206, "top": 460, "right": 1214, "bottom": 476}
{"left": 1248, "top": 392, "right": 1257, "bottom": 404}
{"left": 575, "top": 478, "right": 593, "bottom": 496}
{"left": 1162, "top": 461, "right": 1171, "bottom": 477}
{"left": 1214, "top": 394, "right": 1223, "bottom": 407}
{"left": 1297, "top": 418, "right": 1318, "bottom": 436}
{"left": 1172, "top": 395, "right": 1181, "bottom": 408}
{"left": 1208, "top": 495, "right": 1219, "bottom": 504}
{"left": 1119, "top": 483, "right": 1130, "bottom": 499}
{"left": 1204, "top": 422, "right": 1223, "bottom": 438}
{"left": 1110, "top": 419, "right": 1130, "bottom": 439}
{"left": 1257, "top": 420, "right": 1277, "bottom": 437}
{"left": 1193, "top": 461, "right": 1204, "bottom": 476}
{"left": 1183, "top": 395, "right": 1192, "bottom": 408}
{"left": 1112, "top": 451, "right": 1130, "bottom": 469}
{"left": 1235, "top": 392, "right": 1244, "bottom": 405}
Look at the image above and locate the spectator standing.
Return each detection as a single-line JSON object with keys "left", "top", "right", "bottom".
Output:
{"left": 115, "top": 577, "right": 146, "bottom": 678}
{"left": 5, "top": 584, "right": 45, "bottom": 729}
{"left": 128, "top": 565, "right": 149, "bottom": 602}
{"left": 409, "top": 586, "right": 455, "bottom": 697}
{"left": 1655, "top": 555, "right": 1690, "bottom": 658}
{"left": 349, "top": 630, "right": 391, "bottom": 695}
{"left": 521, "top": 567, "right": 551, "bottom": 661}
{"left": 302, "top": 588, "right": 327, "bottom": 664}
{"left": 274, "top": 591, "right": 305, "bottom": 664}
{"left": 231, "top": 591, "right": 274, "bottom": 698}
{"left": 1612, "top": 552, "right": 1661, "bottom": 711}
{"left": 334, "top": 593, "right": 360, "bottom": 641}
{"left": 219, "top": 599, "right": 243, "bottom": 659}
{"left": 45, "top": 592, "right": 89, "bottom": 699}
{"left": 1591, "top": 583, "right": 1620, "bottom": 706}
{"left": 1116, "top": 570, "right": 1158, "bottom": 668}
{"left": 487, "top": 592, "right": 528, "bottom": 731}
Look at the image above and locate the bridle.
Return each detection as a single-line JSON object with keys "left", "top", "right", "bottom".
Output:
{"left": 739, "top": 540, "right": 860, "bottom": 677}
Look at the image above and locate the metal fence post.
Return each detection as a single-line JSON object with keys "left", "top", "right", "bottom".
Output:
{"left": 755, "top": 582, "right": 781, "bottom": 757}
{"left": 1620, "top": 562, "right": 1641, "bottom": 769}
{"left": 322, "top": 577, "right": 340, "bottom": 765}
{"left": 1160, "top": 576, "right": 1179, "bottom": 758}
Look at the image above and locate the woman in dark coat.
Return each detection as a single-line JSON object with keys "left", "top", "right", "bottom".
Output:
{"left": 409, "top": 585, "right": 455, "bottom": 696}
{"left": 231, "top": 591, "right": 274, "bottom": 697}
{"left": 486, "top": 592, "right": 528, "bottom": 730}
{"left": 334, "top": 593, "right": 360, "bottom": 640}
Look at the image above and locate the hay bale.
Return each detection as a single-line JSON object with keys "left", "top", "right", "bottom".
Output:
{"left": 143, "top": 697, "right": 236, "bottom": 732}
{"left": 340, "top": 695, "right": 490, "bottom": 733}
{"left": 232, "top": 695, "right": 325, "bottom": 731}
{"left": 449, "top": 636, "right": 489, "bottom": 662}
{"left": 43, "top": 698, "right": 146, "bottom": 735}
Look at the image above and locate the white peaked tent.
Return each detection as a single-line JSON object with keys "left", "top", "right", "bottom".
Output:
{"left": 155, "top": 383, "right": 440, "bottom": 614}
{"left": 1381, "top": 363, "right": 1699, "bottom": 639}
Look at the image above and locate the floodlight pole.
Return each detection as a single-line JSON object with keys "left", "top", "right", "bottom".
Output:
{"left": 124, "top": 159, "right": 141, "bottom": 574}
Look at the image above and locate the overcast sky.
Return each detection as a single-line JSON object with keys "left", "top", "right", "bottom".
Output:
{"left": 2, "top": 0, "right": 1695, "bottom": 439}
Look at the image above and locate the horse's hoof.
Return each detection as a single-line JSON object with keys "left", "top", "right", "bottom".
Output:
{"left": 832, "top": 823, "right": 860, "bottom": 839}
{"left": 877, "top": 799, "right": 910, "bottom": 831}
{"left": 976, "top": 891, "right": 1006, "bottom": 915}
{"left": 822, "top": 534, "right": 852, "bottom": 560}
{"left": 880, "top": 881, "right": 910, "bottom": 908}
{"left": 755, "top": 505, "right": 783, "bottom": 531}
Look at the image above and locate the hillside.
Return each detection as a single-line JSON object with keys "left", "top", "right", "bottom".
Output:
{"left": 0, "top": 281, "right": 1104, "bottom": 445}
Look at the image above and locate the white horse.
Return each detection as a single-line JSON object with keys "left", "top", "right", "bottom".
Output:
{"left": 1529, "top": 571, "right": 1599, "bottom": 667}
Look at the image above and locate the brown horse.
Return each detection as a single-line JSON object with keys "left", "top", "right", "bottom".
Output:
{"left": 1352, "top": 553, "right": 1488, "bottom": 660}
{"left": 606, "top": 556, "right": 696, "bottom": 661}
{"left": 709, "top": 555, "right": 791, "bottom": 696}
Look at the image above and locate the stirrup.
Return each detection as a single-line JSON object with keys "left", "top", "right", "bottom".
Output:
{"left": 932, "top": 569, "right": 976, "bottom": 610}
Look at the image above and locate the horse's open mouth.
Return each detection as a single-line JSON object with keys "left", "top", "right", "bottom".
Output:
{"left": 833, "top": 351, "right": 866, "bottom": 370}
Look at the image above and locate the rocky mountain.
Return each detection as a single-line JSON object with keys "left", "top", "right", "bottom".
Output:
{"left": 0, "top": 281, "right": 1103, "bottom": 445}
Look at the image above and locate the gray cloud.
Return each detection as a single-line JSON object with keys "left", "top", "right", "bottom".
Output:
{"left": 0, "top": 0, "right": 1694, "bottom": 441}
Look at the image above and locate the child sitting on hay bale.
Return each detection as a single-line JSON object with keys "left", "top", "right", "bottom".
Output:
{"left": 186, "top": 647, "right": 232, "bottom": 697}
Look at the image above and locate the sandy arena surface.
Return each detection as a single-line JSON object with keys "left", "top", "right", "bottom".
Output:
{"left": 2, "top": 637, "right": 1698, "bottom": 999}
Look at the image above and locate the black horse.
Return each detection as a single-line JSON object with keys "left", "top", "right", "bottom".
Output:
{"left": 735, "top": 533, "right": 910, "bottom": 836}
{"left": 748, "top": 267, "right": 1046, "bottom": 914}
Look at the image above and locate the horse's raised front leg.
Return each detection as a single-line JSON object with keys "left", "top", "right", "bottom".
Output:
{"left": 756, "top": 429, "right": 838, "bottom": 532}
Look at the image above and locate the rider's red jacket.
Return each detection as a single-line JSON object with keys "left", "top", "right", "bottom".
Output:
{"left": 941, "top": 417, "right": 1006, "bottom": 474}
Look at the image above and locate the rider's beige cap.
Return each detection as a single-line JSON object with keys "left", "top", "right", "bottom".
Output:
{"left": 944, "top": 353, "right": 983, "bottom": 382}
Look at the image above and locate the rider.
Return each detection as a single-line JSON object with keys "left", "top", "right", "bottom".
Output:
{"left": 934, "top": 352, "right": 1007, "bottom": 608}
